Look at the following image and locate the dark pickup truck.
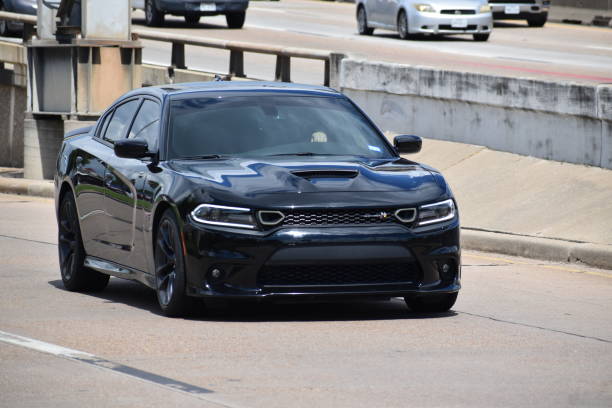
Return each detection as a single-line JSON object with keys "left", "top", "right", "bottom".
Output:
{"left": 133, "top": 0, "right": 249, "bottom": 28}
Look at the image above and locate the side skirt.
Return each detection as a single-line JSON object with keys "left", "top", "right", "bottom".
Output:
{"left": 84, "top": 256, "right": 156, "bottom": 289}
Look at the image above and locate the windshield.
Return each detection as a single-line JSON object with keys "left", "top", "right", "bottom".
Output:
{"left": 168, "top": 94, "right": 395, "bottom": 159}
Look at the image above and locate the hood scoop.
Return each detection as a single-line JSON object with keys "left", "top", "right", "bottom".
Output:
{"left": 291, "top": 169, "right": 359, "bottom": 180}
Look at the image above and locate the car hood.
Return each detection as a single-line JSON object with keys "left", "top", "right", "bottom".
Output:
{"left": 169, "top": 157, "right": 448, "bottom": 209}
{"left": 420, "top": 0, "right": 487, "bottom": 10}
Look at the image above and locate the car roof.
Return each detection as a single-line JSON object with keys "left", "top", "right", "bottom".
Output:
{"left": 123, "top": 81, "right": 341, "bottom": 100}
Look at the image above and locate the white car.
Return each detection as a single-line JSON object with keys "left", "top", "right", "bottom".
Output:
{"left": 356, "top": 0, "right": 493, "bottom": 41}
{"left": 489, "top": 0, "right": 550, "bottom": 27}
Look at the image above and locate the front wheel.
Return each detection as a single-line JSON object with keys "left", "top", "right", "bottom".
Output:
{"left": 184, "top": 14, "right": 201, "bottom": 25}
{"left": 154, "top": 209, "right": 193, "bottom": 317}
{"left": 473, "top": 33, "right": 490, "bottom": 42}
{"left": 145, "top": 0, "right": 165, "bottom": 27}
{"left": 357, "top": 7, "right": 374, "bottom": 35}
{"left": 226, "top": 12, "right": 246, "bottom": 29}
{"left": 58, "top": 193, "right": 109, "bottom": 292}
{"left": 404, "top": 293, "right": 458, "bottom": 313}
{"left": 397, "top": 10, "right": 410, "bottom": 40}
{"left": 527, "top": 13, "right": 547, "bottom": 27}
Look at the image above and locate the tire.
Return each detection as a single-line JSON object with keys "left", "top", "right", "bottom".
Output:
{"left": 58, "top": 193, "right": 109, "bottom": 292}
{"left": 0, "top": 4, "right": 12, "bottom": 37}
{"left": 145, "top": 0, "right": 164, "bottom": 27}
{"left": 184, "top": 14, "right": 201, "bottom": 25}
{"left": 154, "top": 209, "right": 193, "bottom": 317}
{"left": 226, "top": 12, "right": 246, "bottom": 29}
{"left": 357, "top": 6, "right": 374, "bottom": 36}
{"left": 404, "top": 293, "right": 458, "bottom": 313}
{"left": 473, "top": 33, "right": 490, "bottom": 42}
{"left": 397, "top": 10, "right": 410, "bottom": 40}
{"left": 527, "top": 13, "right": 547, "bottom": 27}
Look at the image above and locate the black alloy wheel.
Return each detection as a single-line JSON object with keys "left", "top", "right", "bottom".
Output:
{"left": 145, "top": 0, "right": 164, "bottom": 27}
{"left": 404, "top": 292, "right": 458, "bottom": 313}
{"left": 357, "top": 7, "right": 374, "bottom": 35}
{"left": 226, "top": 12, "right": 246, "bottom": 29}
{"left": 473, "top": 33, "right": 490, "bottom": 42}
{"left": 154, "top": 209, "right": 192, "bottom": 316}
{"left": 58, "top": 193, "right": 109, "bottom": 292}
{"left": 184, "top": 14, "right": 201, "bottom": 25}
{"left": 397, "top": 10, "right": 410, "bottom": 40}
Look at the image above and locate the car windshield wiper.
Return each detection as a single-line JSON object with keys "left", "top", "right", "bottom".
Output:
{"left": 268, "top": 152, "right": 338, "bottom": 157}
{"left": 179, "top": 154, "right": 224, "bottom": 160}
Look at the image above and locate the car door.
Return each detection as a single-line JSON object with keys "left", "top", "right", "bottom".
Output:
{"left": 73, "top": 113, "right": 113, "bottom": 259}
{"left": 104, "top": 97, "right": 162, "bottom": 272}
{"left": 96, "top": 97, "right": 141, "bottom": 267}
{"left": 380, "top": 0, "right": 400, "bottom": 27}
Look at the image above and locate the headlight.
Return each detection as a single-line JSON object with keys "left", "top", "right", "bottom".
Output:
{"left": 414, "top": 4, "right": 435, "bottom": 12}
{"left": 417, "top": 199, "right": 456, "bottom": 226}
{"left": 191, "top": 204, "right": 257, "bottom": 229}
{"left": 479, "top": 5, "right": 491, "bottom": 12}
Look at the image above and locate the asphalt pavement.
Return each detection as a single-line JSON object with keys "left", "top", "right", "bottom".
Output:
{"left": 1, "top": 193, "right": 611, "bottom": 407}
{"left": 134, "top": 0, "right": 612, "bottom": 85}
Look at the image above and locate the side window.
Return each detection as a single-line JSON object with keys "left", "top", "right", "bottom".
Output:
{"left": 128, "top": 99, "right": 161, "bottom": 152}
{"left": 96, "top": 110, "right": 113, "bottom": 139}
{"left": 103, "top": 99, "right": 140, "bottom": 143}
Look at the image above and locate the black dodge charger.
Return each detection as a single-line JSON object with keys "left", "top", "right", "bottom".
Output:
{"left": 55, "top": 81, "right": 460, "bottom": 317}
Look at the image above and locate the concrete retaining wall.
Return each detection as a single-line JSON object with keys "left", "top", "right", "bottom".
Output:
{"left": 340, "top": 59, "right": 612, "bottom": 169}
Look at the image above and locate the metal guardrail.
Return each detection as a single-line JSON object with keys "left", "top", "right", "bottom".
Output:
{"left": 0, "top": 10, "right": 341, "bottom": 86}
{"left": 132, "top": 29, "right": 338, "bottom": 86}
{"left": 0, "top": 10, "right": 36, "bottom": 41}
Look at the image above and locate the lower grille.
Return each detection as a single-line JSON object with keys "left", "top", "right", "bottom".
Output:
{"left": 439, "top": 24, "right": 478, "bottom": 30}
{"left": 441, "top": 9, "right": 476, "bottom": 14}
{"left": 258, "top": 263, "right": 420, "bottom": 286}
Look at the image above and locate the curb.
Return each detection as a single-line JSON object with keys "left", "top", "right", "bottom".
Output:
{"left": 0, "top": 177, "right": 54, "bottom": 198}
{"left": 462, "top": 229, "right": 612, "bottom": 271}
{"left": 0, "top": 177, "right": 610, "bottom": 271}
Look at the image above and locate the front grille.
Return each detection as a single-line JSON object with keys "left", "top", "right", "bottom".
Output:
{"left": 440, "top": 9, "right": 476, "bottom": 14}
{"left": 439, "top": 24, "right": 478, "bottom": 30}
{"left": 258, "top": 263, "right": 420, "bottom": 286}
{"left": 281, "top": 209, "right": 398, "bottom": 226}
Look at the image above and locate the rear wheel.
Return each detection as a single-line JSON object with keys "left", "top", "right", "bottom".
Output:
{"left": 184, "top": 14, "right": 201, "bottom": 25}
{"left": 154, "top": 209, "right": 193, "bottom": 317}
{"left": 527, "top": 13, "right": 547, "bottom": 27}
{"left": 473, "top": 33, "right": 490, "bottom": 42}
{"left": 0, "top": 4, "right": 11, "bottom": 37}
{"left": 226, "top": 12, "right": 246, "bottom": 29}
{"left": 404, "top": 293, "right": 458, "bottom": 313}
{"left": 357, "top": 6, "right": 374, "bottom": 35}
{"left": 397, "top": 10, "right": 410, "bottom": 40}
{"left": 58, "top": 193, "right": 109, "bottom": 292}
{"left": 145, "top": 0, "right": 164, "bottom": 27}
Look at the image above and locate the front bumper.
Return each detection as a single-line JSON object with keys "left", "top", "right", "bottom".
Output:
{"left": 410, "top": 11, "right": 492, "bottom": 35}
{"left": 158, "top": 0, "right": 248, "bottom": 16}
{"left": 491, "top": 2, "right": 550, "bottom": 18}
{"left": 182, "top": 219, "right": 461, "bottom": 299}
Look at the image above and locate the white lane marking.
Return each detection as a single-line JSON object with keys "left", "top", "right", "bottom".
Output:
{"left": 0, "top": 329, "right": 94, "bottom": 359}
{"left": 586, "top": 45, "right": 612, "bottom": 51}
{"left": 0, "top": 330, "right": 233, "bottom": 407}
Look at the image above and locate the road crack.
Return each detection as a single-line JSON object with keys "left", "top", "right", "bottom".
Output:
{"left": 458, "top": 310, "right": 612, "bottom": 344}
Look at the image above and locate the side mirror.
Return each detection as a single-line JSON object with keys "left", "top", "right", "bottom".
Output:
{"left": 114, "top": 138, "right": 151, "bottom": 159}
{"left": 394, "top": 135, "right": 422, "bottom": 154}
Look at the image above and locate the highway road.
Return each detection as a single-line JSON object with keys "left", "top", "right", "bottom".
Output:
{"left": 134, "top": 0, "right": 612, "bottom": 85}
{"left": 1, "top": 192, "right": 611, "bottom": 407}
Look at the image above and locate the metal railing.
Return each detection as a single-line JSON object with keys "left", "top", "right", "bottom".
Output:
{"left": 0, "top": 10, "right": 343, "bottom": 87}
{"left": 132, "top": 29, "right": 342, "bottom": 86}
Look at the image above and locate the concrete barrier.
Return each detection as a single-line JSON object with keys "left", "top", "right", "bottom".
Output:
{"left": 341, "top": 59, "right": 612, "bottom": 169}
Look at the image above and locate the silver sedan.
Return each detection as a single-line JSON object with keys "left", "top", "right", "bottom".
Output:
{"left": 356, "top": 0, "right": 493, "bottom": 41}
